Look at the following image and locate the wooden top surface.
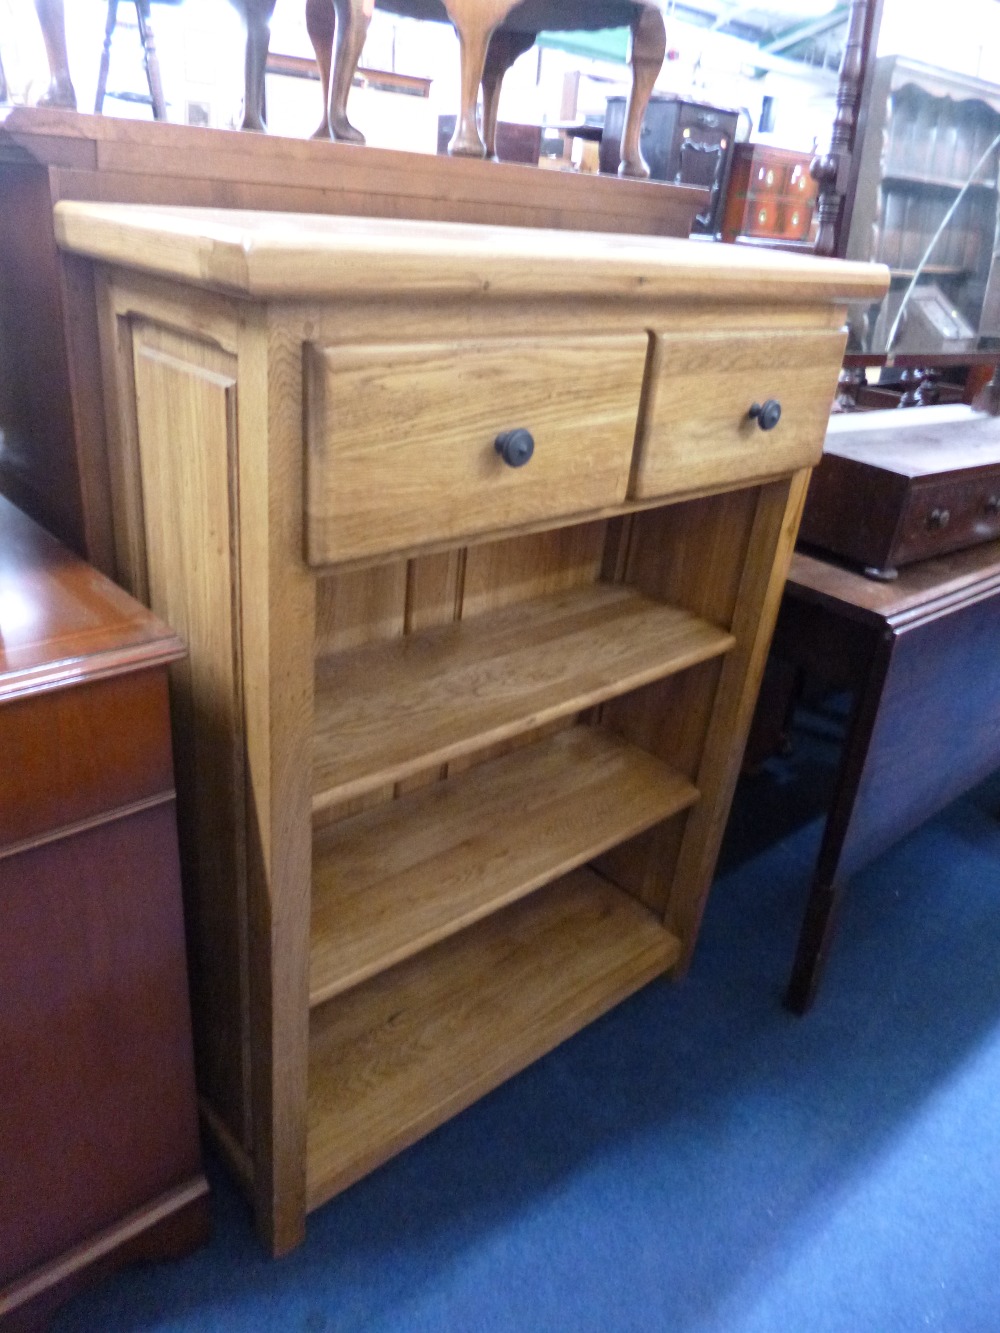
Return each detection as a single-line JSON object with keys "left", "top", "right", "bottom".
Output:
{"left": 789, "top": 538, "right": 1000, "bottom": 627}
{"left": 0, "top": 494, "right": 184, "bottom": 700}
{"left": 53, "top": 200, "right": 889, "bottom": 303}
{"left": 0, "top": 106, "right": 706, "bottom": 239}
{"left": 823, "top": 404, "right": 1000, "bottom": 476}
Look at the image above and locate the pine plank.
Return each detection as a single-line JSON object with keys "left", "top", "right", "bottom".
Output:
{"left": 306, "top": 868, "right": 679, "bottom": 1209}
{"left": 313, "top": 583, "right": 734, "bottom": 811}
{"left": 310, "top": 726, "right": 698, "bottom": 1005}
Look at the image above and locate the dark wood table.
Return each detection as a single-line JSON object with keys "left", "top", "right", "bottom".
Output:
{"left": 768, "top": 542, "right": 1000, "bottom": 1013}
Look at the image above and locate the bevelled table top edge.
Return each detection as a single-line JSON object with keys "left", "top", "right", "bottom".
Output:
{"left": 790, "top": 539, "right": 1000, "bottom": 626}
{"left": 0, "top": 495, "right": 185, "bottom": 701}
{"left": 52, "top": 200, "right": 890, "bottom": 304}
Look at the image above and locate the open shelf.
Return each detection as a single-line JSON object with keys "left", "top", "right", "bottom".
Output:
{"left": 882, "top": 171, "right": 997, "bottom": 192}
{"left": 310, "top": 725, "right": 698, "bottom": 1005}
{"left": 306, "top": 866, "right": 679, "bottom": 1209}
{"left": 313, "top": 583, "right": 734, "bottom": 811}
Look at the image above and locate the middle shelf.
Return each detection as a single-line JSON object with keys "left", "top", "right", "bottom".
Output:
{"left": 313, "top": 581, "right": 735, "bottom": 811}
{"left": 310, "top": 724, "right": 699, "bottom": 1005}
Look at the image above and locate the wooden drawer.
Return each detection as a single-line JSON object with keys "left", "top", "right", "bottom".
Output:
{"left": 630, "top": 328, "right": 846, "bottom": 499}
{"left": 893, "top": 476, "right": 1000, "bottom": 566}
{"left": 304, "top": 335, "right": 648, "bottom": 565}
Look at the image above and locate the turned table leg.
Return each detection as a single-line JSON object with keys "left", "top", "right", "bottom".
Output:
{"left": 617, "top": 4, "right": 664, "bottom": 178}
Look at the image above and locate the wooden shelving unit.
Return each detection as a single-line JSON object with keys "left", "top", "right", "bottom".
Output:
{"left": 56, "top": 201, "right": 886, "bottom": 1255}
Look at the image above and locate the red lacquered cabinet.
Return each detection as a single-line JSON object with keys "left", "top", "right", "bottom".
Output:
{"left": 0, "top": 495, "right": 208, "bottom": 1331}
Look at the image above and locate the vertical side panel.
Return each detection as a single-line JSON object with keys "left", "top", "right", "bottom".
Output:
{"left": 241, "top": 316, "right": 314, "bottom": 1255}
{"left": 130, "top": 325, "right": 251, "bottom": 1155}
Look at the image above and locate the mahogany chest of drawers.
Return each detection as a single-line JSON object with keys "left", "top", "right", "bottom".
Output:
{"left": 720, "top": 143, "right": 818, "bottom": 246}
{"left": 0, "top": 496, "right": 207, "bottom": 1330}
{"left": 798, "top": 404, "right": 1000, "bottom": 578}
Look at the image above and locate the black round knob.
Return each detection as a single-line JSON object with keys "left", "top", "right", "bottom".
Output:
{"left": 494, "top": 428, "right": 535, "bottom": 468}
{"left": 749, "top": 399, "right": 782, "bottom": 431}
{"left": 928, "top": 507, "right": 951, "bottom": 531}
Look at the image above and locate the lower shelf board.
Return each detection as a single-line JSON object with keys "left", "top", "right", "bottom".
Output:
{"left": 306, "top": 867, "right": 680, "bottom": 1211}
{"left": 310, "top": 724, "right": 699, "bottom": 1004}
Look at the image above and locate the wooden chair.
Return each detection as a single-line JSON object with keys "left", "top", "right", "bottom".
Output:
{"left": 94, "top": 0, "right": 167, "bottom": 121}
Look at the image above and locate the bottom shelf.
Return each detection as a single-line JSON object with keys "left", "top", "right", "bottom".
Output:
{"left": 306, "top": 868, "right": 679, "bottom": 1211}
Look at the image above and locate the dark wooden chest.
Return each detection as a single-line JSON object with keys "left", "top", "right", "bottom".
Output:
{"left": 798, "top": 405, "right": 1000, "bottom": 578}
{"left": 600, "top": 93, "right": 738, "bottom": 234}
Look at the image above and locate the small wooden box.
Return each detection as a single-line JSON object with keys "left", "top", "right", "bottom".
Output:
{"left": 798, "top": 405, "right": 1000, "bottom": 577}
{"left": 720, "top": 143, "right": 818, "bottom": 245}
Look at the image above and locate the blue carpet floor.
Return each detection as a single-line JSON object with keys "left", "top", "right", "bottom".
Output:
{"left": 54, "top": 708, "right": 1000, "bottom": 1332}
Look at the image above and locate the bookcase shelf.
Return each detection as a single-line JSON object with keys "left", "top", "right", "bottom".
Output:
{"left": 312, "top": 583, "right": 734, "bottom": 812}
{"left": 310, "top": 724, "right": 699, "bottom": 1005}
{"left": 306, "top": 867, "right": 679, "bottom": 1209}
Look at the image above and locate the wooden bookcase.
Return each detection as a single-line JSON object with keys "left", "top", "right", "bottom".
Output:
{"left": 53, "top": 201, "right": 886, "bottom": 1254}
{"left": 845, "top": 56, "right": 1000, "bottom": 354}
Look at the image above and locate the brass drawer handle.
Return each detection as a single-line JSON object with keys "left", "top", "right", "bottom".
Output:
{"left": 749, "top": 399, "right": 782, "bottom": 431}
{"left": 494, "top": 429, "right": 535, "bottom": 468}
{"left": 927, "top": 507, "right": 951, "bottom": 531}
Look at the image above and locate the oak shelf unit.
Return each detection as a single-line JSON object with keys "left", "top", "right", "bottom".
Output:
{"left": 54, "top": 201, "right": 886, "bottom": 1255}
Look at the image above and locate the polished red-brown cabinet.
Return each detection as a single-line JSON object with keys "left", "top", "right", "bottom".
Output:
{"left": 0, "top": 495, "right": 208, "bottom": 1331}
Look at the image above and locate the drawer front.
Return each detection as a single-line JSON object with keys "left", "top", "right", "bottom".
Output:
{"left": 744, "top": 198, "right": 780, "bottom": 237}
{"left": 631, "top": 328, "right": 847, "bottom": 499}
{"left": 305, "top": 335, "right": 648, "bottom": 565}
{"left": 893, "top": 477, "right": 1000, "bottom": 566}
{"left": 0, "top": 670, "right": 175, "bottom": 851}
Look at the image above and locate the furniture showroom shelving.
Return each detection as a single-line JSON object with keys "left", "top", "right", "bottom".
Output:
{"left": 54, "top": 201, "right": 886, "bottom": 1254}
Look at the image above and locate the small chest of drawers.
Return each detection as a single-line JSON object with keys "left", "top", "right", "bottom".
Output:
{"left": 0, "top": 497, "right": 208, "bottom": 1330}
{"left": 721, "top": 143, "right": 819, "bottom": 246}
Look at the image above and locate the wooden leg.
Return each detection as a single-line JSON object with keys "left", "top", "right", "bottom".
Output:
{"left": 481, "top": 28, "right": 536, "bottom": 159}
{"left": 34, "top": 0, "right": 77, "bottom": 109}
{"left": 441, "top": 1, "right": 518, "bottom": 158}
{"left": 784, "top": 635, "right": 892, "bottom": 1014}
{"left": 134, "top": 0, "right": 167, "bottom": 121}
{"left": 785, "top": 875, "right": 847, "bottom": 1014}
{"left": 237, "top": 0, "right": 276, "bottom": 131}
{"left": 327, "top": 0, "right": 370, "bottom": 144}
{"left": 305, "top": 0, "right": 335, "bottom": 139}
{"left": 94, "top": 0, "right": 118, "bottom": 113}
{"left": 619, "top": 4, "right": 665, "bottom": 179}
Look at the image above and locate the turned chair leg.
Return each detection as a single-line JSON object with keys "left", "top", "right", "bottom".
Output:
{"left": 134, "top": 0, "right": 167, "bottom": 120}
{"left": 35, "top": 0, "right": 77, "bottom": 109}
{"left": 95, "top": 0, "right": 167, "bottom": 120}
{"left": 94, "top": 0, "right": 119, "bottom": 113}
{"left": 481, "top": 28, "right": 536, "bottom": 159}
{"left": 618, "top": 3, "right": 665, "bottom": 178}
